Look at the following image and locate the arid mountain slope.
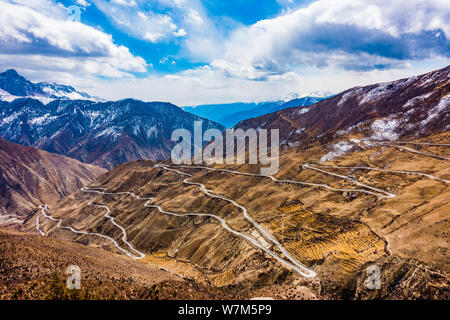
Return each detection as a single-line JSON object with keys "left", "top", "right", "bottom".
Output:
{"left": 0, "top": 228, "right": 253, "bottom": 300}
{"left": 16, "top": 66, "right": 449, "bottom": 299}
{"left": 33, "top": 132, "right": 449, "bottom": 299}
{"left": 0, "top": 139, "right": 105, "bottom": 226}
{"left": 238, "top": 65, "right": 449, "bottom": 148}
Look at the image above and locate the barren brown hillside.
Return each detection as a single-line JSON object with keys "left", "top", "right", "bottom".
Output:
{"left": 9, "top": 67, "right": 450, "bottom": 300}
{"left": 0, "top": 228, "right": 257, "bottom": 300}
{"left": 29, "top": 130, "right": 449, "bottom": 299}
{"left": 0, "top": 138, "right": 106, "bottom": 226}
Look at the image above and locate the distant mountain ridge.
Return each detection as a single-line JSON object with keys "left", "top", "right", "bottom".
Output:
{"left": 0, "top": 97, "right": 224, "bottom": 169}
{"left": 237, "top": 65, "right": 450, "bottom": 151}
{"left": 226, "top": 96, "right": 327, "bottom": 128}
{"left": 182, "top": 102, "right": 264, "bottom": 126}
{"left": 0, "top": 69, "right": 102, "bottom": 103}
{"left": 184, "top": 96, "right": 328, "bottom": 127}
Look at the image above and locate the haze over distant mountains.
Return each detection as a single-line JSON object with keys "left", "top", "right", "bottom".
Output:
{"left": 183, "top": 95, "right": 329, "bottom": 127}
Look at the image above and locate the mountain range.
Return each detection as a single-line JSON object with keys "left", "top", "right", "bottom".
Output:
{"left": 0, "top": 69, "right": 101, "bottom": 103}
{"left": 38, "top": 63, "right": 449, "bottom": 298}
{"left": 0, "top": 65, "right": 448, "bottom": 300}
{"left": 183, "top": 96, "right": 328, "bottom": 127}
{"left": 0, "top": 70, "right": 224, "bottom": 169}
{"left": 238, "top": 65, "right": 450, "bottom": 152}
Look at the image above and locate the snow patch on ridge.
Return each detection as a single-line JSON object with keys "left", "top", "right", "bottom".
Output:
{"left": 336, "top": 121, "right": 366, "bottom": 136}
{"left": 294, "top": 107, "right": 310, "bottom": 115}
{"left": 0, "top": 88, "right": 19, "bottom": 102}
{"left": 420, "top": 94, "right": 450, "bottom": 127}
{"left": 403, "top": 92, "right": 433, "bottom": 108}
{"left": 320, "top": 141, "right": 357, "bottom": 162}
{"left": 338, "top": 88, "right": 363, "bottom": 108}
{"left": 95, "top": 126, "right": 122, "bottom": 140}
{"left": 146, "top": 125, "right": 158, "bottom": 139}
{"left": 359, "top": 76, "right": 417, "bottom": 105}
{"left": 0, "top": 89, "right": 53, "bottom": 104}
{"left": 0, "top": 214, "right": 24, "bottom": 225}
{"left": 370, "top": 118, "right": 400, "bottom": 141}
{"left": 28, "top": 114, "right": 58, "bottom": 125}
{"left": 360, "top": 83, "right": 396, "bottom": 105}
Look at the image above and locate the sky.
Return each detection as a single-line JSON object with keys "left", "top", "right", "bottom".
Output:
{"left": 0, "top": 0, "right": 449, "bottom": 105}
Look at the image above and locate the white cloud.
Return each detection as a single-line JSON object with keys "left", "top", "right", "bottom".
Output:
{"left": 76, "top": 0, "right": 90, "bottom": 7}
{"left": 87, "top": 59, "right": 448, "bottom": 106}
{"left": 1, "top": 0, "right": 448, "bottom": 106}
{"left": 173, "top": 28, "right": 187, "bottom": 38}
{"left": 187, "top": 9, "right": 203, "bottom": 25}
{"left": 92, "top": 0, "right": 213, "bottom": 44}
{"left": 6, "top": 0, "right": 67, "bottom": 17}
{"left": 92, "top": 0, "right": 449, "bottom": 69}
{"left": 202, "top": 0, "right": 450, "bottom": 77}
{"left": 94, "top": 0, "right": 178, "bottom": 43}
{"left": 110, "top": 0, "right": 136, "bottom": 6}
{"left": 93, "top": 0, "right": 224, "bottom": 59}
{"left": 0, "top": 0, "right": 147, "bottom": 79}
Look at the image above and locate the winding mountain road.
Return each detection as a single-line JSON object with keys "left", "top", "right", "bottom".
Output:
{"left": 35, "top": 140, "right": 448, "bottom": 278}
{"left": 305, "top": 140, "right": 449, "bottom": 191}
{"left": 155, "top": 164, "right": 316, "bottom": 278}
{"left": 163, "top": 164, "right": 396, "bottom": 198}
{"left": 36, "top": 203, "right": 145, "bottom": 259}
{"left": 37, "top": 184, "right": 316, "bottom": 278}
{"left": 388, "top": 144, "right": 450, "bottom": 161}
{"left": 36, "top": 136, "right": 450, "bottom": 278}
{"left": 380, "top": 141, "right": 450, "bottom": 147}
{"left": 308, "top": 164, "right": 450, "bottom": 184}
{"left": 377, "top": 141, "right": 450, "bottom": 161}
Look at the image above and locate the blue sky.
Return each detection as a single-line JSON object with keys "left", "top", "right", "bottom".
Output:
{"left": 0, "top": 0, "right": 448, "bottom": 105}
{"left": 60, "top": 0, "right": 311, "bottom": 75}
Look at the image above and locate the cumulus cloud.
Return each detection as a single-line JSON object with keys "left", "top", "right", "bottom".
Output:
{"left": 65, "top": 0, "right": 450, "bottom": 104}
{"left": 92, "top": 0, "right": 225, "bottom": 60}
{"left": 0, "top": 0, "right": 448, "bottom": 105}
{"left": 208, "top": 0, "right": 450, "bottom": 78}
{"left": 88, "top": 59, "right": 450, "bottom": 106}
{"left": 0, "top": 0, "right": 147, "bottom": 79}
{"left": 92, "top": 0, "right": 214, "bottom": 44}
{"left": 94, "top": 0, "right": 179, "bottom": 43}
{"left": 76, "top": 0, "right": 90, "bottom": 7}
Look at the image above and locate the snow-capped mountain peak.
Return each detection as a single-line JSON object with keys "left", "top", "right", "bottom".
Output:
{"left": 281, "top": 92, "right": 302, "bottom": 102}
{"left": 0, "top": 69, "right": 103, "bottom": 103}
